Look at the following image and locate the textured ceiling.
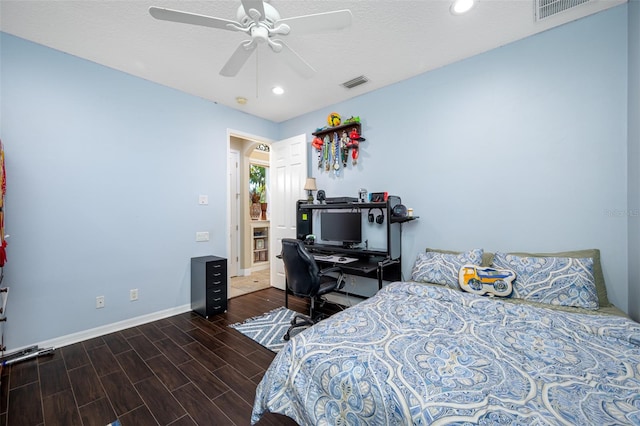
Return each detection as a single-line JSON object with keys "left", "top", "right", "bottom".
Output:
{"left": 0, "top": 0, "right": 626, "bottom": 122}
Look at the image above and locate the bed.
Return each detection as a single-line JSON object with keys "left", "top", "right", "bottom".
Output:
{"left": 251, "top": 249, "right": 640, "bottom": 425}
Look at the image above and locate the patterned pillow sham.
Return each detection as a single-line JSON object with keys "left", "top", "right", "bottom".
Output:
{"left": 506, "top": 249, "right": 609, "bottom": 307}
{"left": 411, "top": 248, "right": 483, "bottom": 290}
{"left": 492, "top": 252, "right": 598, "bottom": 310}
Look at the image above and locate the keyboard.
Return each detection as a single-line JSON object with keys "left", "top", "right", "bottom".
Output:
{"left": 313, "top": 254, "right": 358, "bottom": 264}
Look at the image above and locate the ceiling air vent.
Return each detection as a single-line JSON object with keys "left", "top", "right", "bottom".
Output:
{"left": 535, "top": 0, "right": 591, "bottom": 21}
{"left": 341, "top": 75, "right": 369, "bottom": 89}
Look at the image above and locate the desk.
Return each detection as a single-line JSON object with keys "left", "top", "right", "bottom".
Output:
{"left": 283, "top": 253, "right": 401, "bottom": 309}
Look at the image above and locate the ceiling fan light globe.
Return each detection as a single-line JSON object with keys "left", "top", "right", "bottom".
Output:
{"left": 252, "top": 26, "right": 269, "bottom": 42}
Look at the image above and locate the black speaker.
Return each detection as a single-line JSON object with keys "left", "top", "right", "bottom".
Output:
{"left": 368, "top": 207, "right": 384, "bottom": 224}
{"left": 392, "top": 204, "right": 408, "bottom": 218}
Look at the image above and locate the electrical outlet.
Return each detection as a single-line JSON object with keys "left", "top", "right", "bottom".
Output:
{"left": 96, "top": 296, "right": 105, "bottom": 309}
{"left": 130, "top": 289, "right": 138, "bottom": 301}
{"left": 350, "top": 276, "right": 356, "bottom": 286}
{"left": 198, "top": 195, "right": 208, "bottom": 205}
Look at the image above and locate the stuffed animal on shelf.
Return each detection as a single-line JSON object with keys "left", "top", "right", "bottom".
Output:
{"left": 348, "top": 128, "right": 365, "bottom": 165}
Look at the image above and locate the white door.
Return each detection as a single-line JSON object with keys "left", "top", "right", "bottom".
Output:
{"left": 228, "top": 150, "right": 240, "bottom": 277}
{"left": 270, "top": 134, "right": 307, "bottom": 290}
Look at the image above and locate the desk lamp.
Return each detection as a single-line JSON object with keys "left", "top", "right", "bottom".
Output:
{"left": 304, "top": 178, "right": 317, "bottom": 203}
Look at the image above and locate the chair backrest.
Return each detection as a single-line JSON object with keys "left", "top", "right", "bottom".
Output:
{"left": 280, "top": 238, "right": 320, "bottom": 298}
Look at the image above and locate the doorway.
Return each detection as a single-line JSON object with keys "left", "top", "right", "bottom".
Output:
{"left": 228, "top": 132, "right": 272, "bottom": 297}
{"left": 226, "top": 130, "right": 308, "bottom": 298}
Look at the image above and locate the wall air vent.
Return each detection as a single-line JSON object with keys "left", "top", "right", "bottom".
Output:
{"left": 535, "top": 0, "right": 591, "bottom": 21}
{"left": 341, "top": 75, "right": 369, "bottom": 89}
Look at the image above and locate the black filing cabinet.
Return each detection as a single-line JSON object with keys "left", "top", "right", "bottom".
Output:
{"left": 191, "top": 255, "right": 227, "bottom": 318}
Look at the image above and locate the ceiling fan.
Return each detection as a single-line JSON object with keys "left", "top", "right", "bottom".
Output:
{"left": 149, "top": 0, "right": 352, "bottom": 78}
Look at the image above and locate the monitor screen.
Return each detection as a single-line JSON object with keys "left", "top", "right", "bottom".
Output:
{"left": 320, "top": 212, "right": 362, "bottom": 245}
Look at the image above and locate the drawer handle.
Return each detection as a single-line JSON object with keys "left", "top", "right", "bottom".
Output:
{"left": 212, "top": 297, "right": 221, "bottom": 302}
{"left": 212, "top": 273, "right": 221, "bottom": 277}
{"left": 213, "top": 264, "right": 222, "bottom": 268}
{"left": 212, "top": 289, "right": 222, "bottom": 293}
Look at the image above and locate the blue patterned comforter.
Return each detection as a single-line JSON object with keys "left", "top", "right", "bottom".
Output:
{"left": 252, "top": 282, "right": 640, "bottom": 425}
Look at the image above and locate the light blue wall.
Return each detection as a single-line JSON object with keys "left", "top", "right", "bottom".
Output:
{"left": 628, "top": 0, "right": 639, "bottom": 321}
{"left": 0, "top": 4, "right": 634, "bottom": 351}
{"left": 0, "top": 33, "right": 278, "bottom": 350}
{"left": 280, "top": 5, "right": 630, "bottom": 313}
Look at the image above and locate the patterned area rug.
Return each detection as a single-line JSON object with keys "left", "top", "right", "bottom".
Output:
{"left": 229, "top": 307, "right": 304, "bottom": 352}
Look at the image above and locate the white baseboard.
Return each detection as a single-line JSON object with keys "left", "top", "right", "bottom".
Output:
{"left": 6, "top": 304, "right": 192, "bottom": 354}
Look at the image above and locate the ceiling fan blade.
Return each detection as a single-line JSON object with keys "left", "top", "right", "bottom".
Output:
{"left": 149, "top": 7, "right": 242, "bottom": 31}
{"left": 272, "top": 40, "right": 316, "bottom": 79}
{"left": 276, "top": 10, "right": 352, "bottom": 35}
{"left": 220, "top": 41, "right": 257, "bottom": 77}
{"left": 240, "top": 0, "right": 266, "bottom": 22}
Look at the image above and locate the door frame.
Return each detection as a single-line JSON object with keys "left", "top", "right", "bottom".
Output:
{"left": 228, "top": 149, "right": 240, "bottom": 277}
{"left": 226, "top": 129, "right": 273, "bottom": 281}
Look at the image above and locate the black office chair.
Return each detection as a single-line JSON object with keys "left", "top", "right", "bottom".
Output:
{"left": 281, "top": 238, "right": 344, "bottom": 340}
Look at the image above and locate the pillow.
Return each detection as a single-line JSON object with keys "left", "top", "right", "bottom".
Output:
{"left": 458, "top": 264, "right": 515, "bottom": 297}
{"left": 426, "top": 247, "right": 493, "bottom": 267}
{"left": 492, "top": 252, "right": 599, "bottom": 310}
{"left": 505, "top": 249, "right": 609, "bottom": 307}
{"left": 411, "top": 248, "right": 483, "bottom": 290}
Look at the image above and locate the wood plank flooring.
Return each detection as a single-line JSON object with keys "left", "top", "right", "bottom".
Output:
{"left": 0, "top": 287, "right": 342, "bottom": 426}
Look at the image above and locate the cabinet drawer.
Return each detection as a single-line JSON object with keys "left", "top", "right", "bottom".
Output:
{"left": 206, "top": 261, "right": 226, "bottom": 277}
{"left": 207, "top": 290, "right": 226, "bottom": 313}
{"left": 207, "top": 276, "right": 225, "bottom": 288}
{"left": 208, "top": 285, "right": 226, "bottom": 298}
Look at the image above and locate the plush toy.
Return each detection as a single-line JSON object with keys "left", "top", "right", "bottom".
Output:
{"left": 458, "top": 264, "right": 515, "bottom": 297}
{"left": 327, "top": 112, "right": 341, "bottom": 127}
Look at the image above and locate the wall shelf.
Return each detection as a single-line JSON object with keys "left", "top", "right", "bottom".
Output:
{"left": 312, "top": 122, "right": 361, "bottom": 138}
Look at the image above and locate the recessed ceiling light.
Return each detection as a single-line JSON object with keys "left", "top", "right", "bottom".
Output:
{"left": 236, "top": 96, "right": 248, "bottom": 105}
{"left": 272, "top": 86, "right": 284, "bottom": 95}
{"left": 451, "top": 0, "right": 476, "bottom": 15}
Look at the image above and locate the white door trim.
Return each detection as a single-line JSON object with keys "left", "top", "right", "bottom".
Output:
{"left": 226, "top": 129, "right": 273, "bottom": 289}
{"left": 228, "top": 149, "right": 240, "bottom": 277}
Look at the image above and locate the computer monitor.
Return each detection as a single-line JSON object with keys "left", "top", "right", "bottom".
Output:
{"left": 320, "top": 212, "right": 362, "bottom": 246}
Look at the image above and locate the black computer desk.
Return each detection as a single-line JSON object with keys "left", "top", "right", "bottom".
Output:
{"left": 283, "top": 250, "right": 401, "bottom": 309}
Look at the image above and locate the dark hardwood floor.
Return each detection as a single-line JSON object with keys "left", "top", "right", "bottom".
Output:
{"left": 0, "top": 287, "right": 341, "bottom": 426}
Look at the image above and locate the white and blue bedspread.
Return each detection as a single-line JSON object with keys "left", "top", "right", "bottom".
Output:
{"left": 252, "top": 282, "right": 640, "bottom": 425}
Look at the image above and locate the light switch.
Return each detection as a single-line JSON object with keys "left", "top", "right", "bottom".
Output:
{"left": 196, "top": 231, "right": 209, "bottom": 242}
{"left": 198, "top": 195, "right": 208, "bottom": 205}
